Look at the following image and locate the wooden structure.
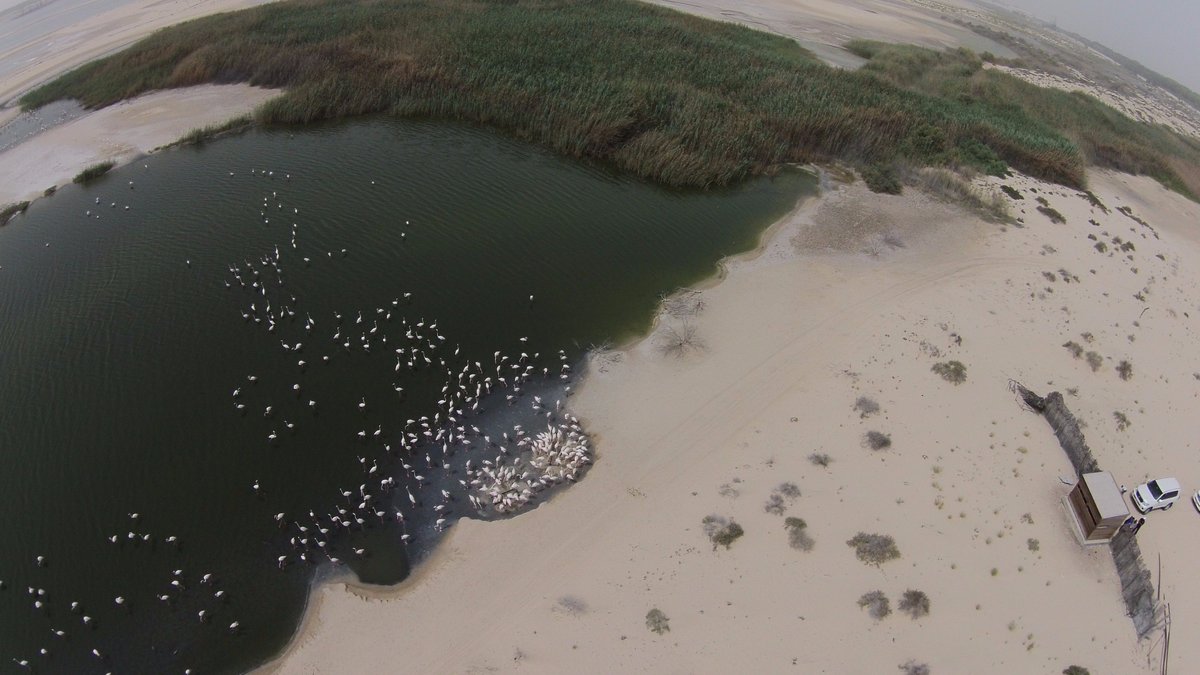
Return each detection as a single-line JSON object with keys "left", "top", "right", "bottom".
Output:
{"left": 1066, "top": 471, "right": 1130, "bottom": 544}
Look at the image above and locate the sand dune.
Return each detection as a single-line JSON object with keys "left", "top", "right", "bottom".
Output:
{"left": 264, "top": 168, "right": 1200, "bottom": 674}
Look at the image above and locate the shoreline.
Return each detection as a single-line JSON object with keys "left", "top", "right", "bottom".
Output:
{"left": 255, "top": 182, "right": 824, "bottom": 671}
{"left": 262, "top": 166, "right": 1200, "bottom": 673}
{"left": 0, "top": 84, "right": 280, "bottom": 208}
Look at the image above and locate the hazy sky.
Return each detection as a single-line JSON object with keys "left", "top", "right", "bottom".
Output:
{"left": 990, "top": 1, "right": 1200, "bottom": 93}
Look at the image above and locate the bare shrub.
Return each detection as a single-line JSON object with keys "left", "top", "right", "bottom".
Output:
{"left": 854, "top": 396, "right": 881, "bottom": 418}
{"left": 1085, "top": 351, "right": 1103, "bottom": 371}
{"left": 898, "top": 590, "right": 931, "bottom": 619}
{"left": 899, "top": 661, "right": 931, "bottom": 675}
{"left": 702, "top": 515, "right": 744, "bottom": 550}
{"left": 1062, "top": 667, "right": 1090, "bottom": 675}
{"left": 864, "top": 431, "right": 892, "bottom": 450}
{"left": 808, "top": 452, "right": 832, "bottom": 467}
{"left": 931, "top": 360, "right": 967, "bottom": 384}
{"left": 1116, "top": 360, "right": 1133, "bottom": 380}
{"left": 555, "top": 596, "right": 588, "bottom": 616}
{"left": 1062, "top": 341, "right": 1083, "bottom": 358}
{"left": 857, "top": 590, "right": 891, "bottom": 619}
{"left": 1027, "top": 538, "right": 1040, "bottom": 552}
{"left": 1113, "top": 411, "right": 1131, "bottom": 432}
{"left": 657, "top": 321, "right": 704, "bottom": 358}
{"left": 764, "top": 493, "right": 786, "bottom": 516}
{"left": 785, "top": 517, "right": 814, "bottom": 551}
{"left": 847, "top": 532, "right": 900, "bottom": 566}
{"left": 645, "top": 608, "right": 670, "bottom": 634}
{"left": 777, "top": 482, "right": 801, "bottom": 499}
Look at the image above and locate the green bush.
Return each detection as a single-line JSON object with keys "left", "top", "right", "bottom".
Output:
{"left": 863, "top": 163, "right": 903, "bottom": 194}
{"left": 73, "top": 161, "right": 115, "bottom": 184}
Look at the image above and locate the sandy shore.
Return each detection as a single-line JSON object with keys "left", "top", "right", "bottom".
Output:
{"left": 262, "top": 167, "right": 1200, "bottom": 674}
{"left": 0, "top": 84, "right": 279, "bottom": 205}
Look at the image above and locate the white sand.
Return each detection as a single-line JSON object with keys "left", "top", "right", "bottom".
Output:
{"left": 0, "top": 84, "right": 279, "bottom": 205}
{"left": 0, "top": 0, "right": 277, "bottom": 108}
{"left": 263, "top": 168, "right": 1200, "bottom": 674}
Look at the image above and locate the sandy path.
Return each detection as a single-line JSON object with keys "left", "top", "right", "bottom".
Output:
{"left": 263, "top": 168, "right": 1200, "bottom": 674}
{"left": 0, "top": 84, "right": 279, "bottom": 205}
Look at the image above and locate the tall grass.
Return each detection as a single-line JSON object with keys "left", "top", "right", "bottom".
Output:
{"left": 18, "top": 0, "right": 1199, "bottom": 193}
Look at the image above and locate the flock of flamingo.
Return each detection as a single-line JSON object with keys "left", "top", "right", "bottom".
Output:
{"left": 5, "top": 164, "right": 593, "bottom": 672}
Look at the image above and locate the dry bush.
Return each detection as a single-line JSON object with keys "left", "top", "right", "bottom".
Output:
{"left": 555, "top": 596, "right": 588, "bottom": 616}
{"left": 1113, "top": 411, "right": 1131, "bottom": 431}
{"left": 864, "top": 431, "right": 892, "bottom": 450}
{"left": 898, "top": 590, "right": 931, "bottom": 619}
{"left": 645, "top": 608, "right": 670, "bottom": 634}
{"left": 785, "top": 517, "right": 814, "bottom": 551}
{"left": 702, "top": 515, "right": 744, "bottom": 550}
{"left": 847, "top": 532, "right": 900, "bottom": 566}
{"left": 1085, "top": 351, "right": 1103, "bottom": 371}
{"left": 857, "top": 590, "right": 891, "bottom": 619}
{"left": 1027, "top": 538, "right": 1040, "bottom": 552}
{"left": 913, "top": 167, "right": 1009, "bottom": 221}
{"left": 657, "top": 321, "right": 705, "bottom": 358}
{"left": 764, "top": 493, "right": 786, "bottom": 516}
{"left": 808, "top": 452, "right": 832, "bottom": 467}
{"left": 662, "top": 289, "right": 705, "bottom": 318}
{"left": 1037, "top": 204, "right": 1066, "bottom": 223}
{"left": 899, "top": 661, "right": 931, "bottom": 675}
{"left": 1062, "top": 667, "right": 1091, "bottom": 675}
{"left": 854, "top": 396, "right": 881, "bottom": 418}
{"left": 778, "top": 482, "right": 801, "bottom": 499}
{"left": 931, "top": 360, "right": 967, "bottom": 384}
{"left": 1116, "top": 360, "right": 1133, "bottom": 380}
{"left": 1063, "top": 341, "right": 1083, "bottom": 358}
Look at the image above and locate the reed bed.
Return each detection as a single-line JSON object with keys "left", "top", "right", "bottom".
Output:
{"left": 19, "top": 0, "right": 1199, "bottom": 193}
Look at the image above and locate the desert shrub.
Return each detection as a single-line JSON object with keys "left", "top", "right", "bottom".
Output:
{"left": 1094, "top": 241, "right": 1108, "bottom": 253}
{"left": 658, "top": 321, "right": 704, "bottom": 358}
{"left": 857, "top": 590, "right": 891, "bottom": 619}
{"left": 73, "top": 161, "right": 115, "bottom": 184}
{"left": 1085, "top": 351, "right": 1103, "bottom": 371}
{"left": 898, "top": 590, "right": 931, "bottom": 618}
{"left": 1037, "top": 205, "right": 1066, "bottom": 224}
{"left": 1113, "top": 411, "right": 1131, "bottom": 431}
{"left": 645, "top": 608, "right": 670, "bottom": 634}
{"left": 777, "top": 482, "right": 801, "bottom": 499}
{"left": 899, "top": 661, "right": 931, "bottom": 675}
{"left": 556, "top": 596, "right": 587, "bottom": 616}
{"left": 702, "top": 515, "right": 744, "bottom": 550}
{"left": 785, "top": 517, "right": 814, "bottom": 551}
{"left": 764, "top": 493, "right": 786, "bottom": 516}
{"left": 847, "top": 532, "right": 900, "bottom": 566}
{"left": 864, "top": 431, "right": 892, "bottom": 450}
{"left": 1000, "top": 184, "right": 1023, "bottom": 200}
{"left": 1081, "top": 190, "right": 1109, "bottom": 213}
{"left": 863, "top": 163, "right": 902, "bottom": 194}
{"left": 1116, "top": 360, "right": 1133, "bottom": 380}
{"left": 1027, "top": 538, "right": 1040, "bottom": 552}
{"left": 854, "top": 396, "right": 881, "bottom": 418}
{"left": 808, "top": 452, "right": 832, "bottom": 467}
{"left": 931, "top": 360, "right": 967, "bottom": 384}
{"left": 1062, "top": 667, "right": 1090, "bottom": 675}
{"left": 1063, "top": 341, "right": 1083, "bottom": 358}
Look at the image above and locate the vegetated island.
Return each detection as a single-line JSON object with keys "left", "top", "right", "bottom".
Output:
{"left": 17, "top": 0, "right": 1200, "bottom": 197}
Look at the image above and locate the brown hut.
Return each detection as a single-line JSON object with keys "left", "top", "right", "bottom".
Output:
{"left": 1065, "top": 471, "right": 1130, "bottom": 544}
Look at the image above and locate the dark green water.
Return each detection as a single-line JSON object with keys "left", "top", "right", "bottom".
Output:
{"left": 0, "top": 118, "right": 810, "bottom": 673}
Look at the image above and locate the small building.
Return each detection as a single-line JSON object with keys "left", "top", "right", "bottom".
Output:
{"left": 1064, "top": 471, "right": 1130, "bottom": 545}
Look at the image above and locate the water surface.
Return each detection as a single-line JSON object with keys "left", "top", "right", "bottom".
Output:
{"left": 0, "top": 118, "right": 811, "bottom": 673}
